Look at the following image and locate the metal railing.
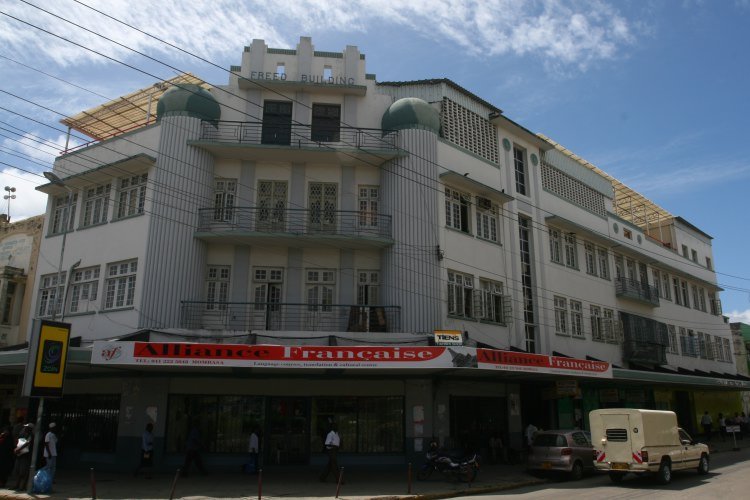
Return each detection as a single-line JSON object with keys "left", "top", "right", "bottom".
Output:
{"left": 614, "top": 277, "right": 660, "bottom": 306}
{"left": 200, "top": 120, "right": 398, "bottom": 151}
{"left": 198, "top": 207, "right": 392, "bottom": 240}
{"left": 181, "top": 302, "right": 401, "bottom": 332}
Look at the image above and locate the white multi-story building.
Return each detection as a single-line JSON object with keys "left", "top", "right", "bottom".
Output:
{"left": 3, "top": 37, "right": 745, "bottom": 470}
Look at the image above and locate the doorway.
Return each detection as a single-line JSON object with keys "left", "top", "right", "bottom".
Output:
{"left": 266, "top": 397, "right": 309, "bottom": 465}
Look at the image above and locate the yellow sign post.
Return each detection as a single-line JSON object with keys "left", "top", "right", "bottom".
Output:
{"left": 30, "top": 320, "right": 71, "bottom": 398}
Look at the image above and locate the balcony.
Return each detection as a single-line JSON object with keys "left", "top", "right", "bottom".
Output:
{"left": 615, "top": 277, "right": 660, "bottom": 307}
{"left": 621, "top": 312, "right": 668, "bottom": 365}
{"left": 196, "top": 207, "right": 393, "bottom": 248}
{"left": 190, "top": 121, "right": 402, "bottom": 166}
{"left": 180, "top": 302, "right": 401, "bottom": 333}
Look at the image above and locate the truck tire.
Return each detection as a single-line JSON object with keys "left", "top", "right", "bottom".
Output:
{"left": 609, "top": 471, "right": 626, "bottom": 483}
{"left": 697, "top": 454, "right": 709, "bottom": 475}
{"left": 657, "top": 460, "right": 672, "bottom": 484}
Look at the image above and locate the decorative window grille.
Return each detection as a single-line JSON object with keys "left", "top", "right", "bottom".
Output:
{"left": 540, "top": 161, "right": 606, "bottom": 216}
{"left": 440, "top": 98, "right": 498, "bottom": 163}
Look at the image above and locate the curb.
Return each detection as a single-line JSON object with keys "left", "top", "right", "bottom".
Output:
{"left": 368, "top": 477, "right": 547, "bottom": 500}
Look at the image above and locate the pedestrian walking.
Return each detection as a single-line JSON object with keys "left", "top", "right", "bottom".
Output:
{"left": 133, "top": 423, "right": 154, "bottom": 478}
{"left": 700, "top": 411, "right": 712, "bottom": 441}
{"left": 182, "top": 423, "right": 207, "bottom": 476}
{"left": 11, "top": 423, "right": 33, "bottom": 491}
{"left": 43, "top": 423, "right": 58, "bottom": 483}
{"left": 247, "top": 427, "right": 260, "bottom": 473}
{"left": 319, "top": 423, "right": 341, "bottom": 483}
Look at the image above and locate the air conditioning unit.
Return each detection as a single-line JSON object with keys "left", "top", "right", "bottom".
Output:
{"left": 476, "top": 196, "right": 492, "bottom": 210}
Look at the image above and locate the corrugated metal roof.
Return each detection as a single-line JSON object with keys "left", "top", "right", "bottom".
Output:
{"left": 538, "top": 134, "right": 673, "bottom": 226}
{"left": 61, "top": 73, "right": 209, "bottom": 141}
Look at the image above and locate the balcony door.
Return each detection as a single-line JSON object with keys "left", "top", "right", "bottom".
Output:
{"left": 262, "top": 101, "right": 292, "bottom": 145}
{"left": 308, "top": 183, "right": 337, "bottom": 232}
{"left": 256, "top": 180, "right": 287, "bottom": 232}
{"left": 251, "top": 267, "right": 283, "bottom": 330}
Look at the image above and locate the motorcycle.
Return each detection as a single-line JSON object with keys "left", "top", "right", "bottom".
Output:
{"left": 417, "top": 441, "right": 480, "bottom": 482}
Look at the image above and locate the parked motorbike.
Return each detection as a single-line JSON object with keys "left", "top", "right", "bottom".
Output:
{"left": 417, "top": 441, "right": 480, "bottom": 482}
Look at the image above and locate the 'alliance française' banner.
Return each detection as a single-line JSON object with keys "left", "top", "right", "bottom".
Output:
{"left": 91, "top": 341, "right": 612, "bottom": 378}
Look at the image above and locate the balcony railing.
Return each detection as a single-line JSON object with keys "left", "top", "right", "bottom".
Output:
{"left": 200, "top": 121, "right": 398, "bottom": 151}
{"left": 181, "top": 302, "right": 401, "bottom": 333}
{"left": 197, "top": 207, "right": 392, "bottom": 240}
{"left": 615, "top": 277, "right": 660, "bottom": 307}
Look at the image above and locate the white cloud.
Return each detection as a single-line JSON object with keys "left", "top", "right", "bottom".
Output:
{"left": 727, "top": 309, "right": 750, "bottom": 324}
{"left": 0, "top": 0, "right": 637, "bottom": 73}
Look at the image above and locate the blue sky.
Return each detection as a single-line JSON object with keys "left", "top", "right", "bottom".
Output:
{"left": 1, "top": 0, "right": 749, "bottom": 321}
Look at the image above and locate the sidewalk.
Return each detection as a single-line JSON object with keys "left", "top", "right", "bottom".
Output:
{"left": 0, "top": 437, "right": 746, "bottom": 500}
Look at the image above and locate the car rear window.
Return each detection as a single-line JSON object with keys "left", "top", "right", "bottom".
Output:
{"left": 606, "top": 428, "right": 628, "bottom": 442}
{"left": 534, "top": 434, "right": 566, "bottom": 447}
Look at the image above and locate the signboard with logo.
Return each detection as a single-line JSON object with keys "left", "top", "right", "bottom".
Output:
{"left": 433, "top": 330, "right": 463, "bottom": 346}
{"left": 92, "top": 342, "right": 614, "bottom": 378}
{"left": 29, "top": 320, "right": 71, "bottom": 398}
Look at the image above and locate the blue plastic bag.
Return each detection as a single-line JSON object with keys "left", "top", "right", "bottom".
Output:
{"left": 33, "top": 467, "right": 52, "bottom": 493}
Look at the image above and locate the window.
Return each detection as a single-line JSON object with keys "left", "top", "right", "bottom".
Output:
{"left": 697, "top": 331, "right": 707, "bottom": 358}
{"left": 311, "top": 103, "right": 340, "bottom": 142}
{"left": 723, "top": 338, "right": 731, "bottom": 362}
{"left": 597, "top": 247, "right": 610, "bottom": 280}
{"left": 50, "top": 193, "right": 77, "bottom": 234}
{"left": 667, "top": 325, "right": 678, "bottom": 354}
{"left": 554, "top": 296, "right": 568, "bottom": 335}
{"left": 709, "top": 291, "right": 721, "bottom": 315}
{"left": 660, "top": 271, "right": 671, "bottom": 300}
{"left": 37, "top": 272, "right": 65, "bottom": 317}
{"left": 549, "top": 228, "right": 562, "bottom": 264}
{"left": 69, "top": 266, "right": 100, "bottom": 314}
{"left": 697, "top": 288, "right": 706, "bottom": 312}
{"left": 308, "top": 182, "right": 337, "bottom": 230}
{"left": 475, "top": 198, "right": 498, "bottom": 242}
{"left": 261, "top": 100, "right": 292, "bottom": 145}
{"left": 614, "top": 254, "right": 624, "bottom": 279}
{"left": 652, "top": 269, "right": 661, "bottom": 297}
{"left": 104, "top": 260, "right": 137, "bottom": 309}
{"left": 603, "top": 308, "right": 615, "bottom": 342}
{"left": 205, "top": 265, "right": 230, "bottom": 310}
{"left": 691, "top": 249, "right": 698, "bottom": 263}
{"left": 445, "top": 188, "right": 470, "bottom": 233}
{"left": 357, "top": 271, "right": 379, "bottom": 306}
{"left": 673, "top": 277, "right": 682, "bottom": 305}
{"left": 358, "top": 186, "right": 379, "bottom": 229}
{"left": 479, "top": 279, "right": 505, "bottom": 324}
{"left": 570, "top": 300, "right": 583, "bottom": 337}
{"left": 513, "top": 146, "right": 527, "bottom": 195}
{"left": 584, "top": 242, "right": 596, "bottom": 275}
{"left": 116, "top": 174, "right": 147, "bottom": 219}
{"left": 563, "top": 233, "right": 577, "bottom": 269}
{"left": 625, "top": 258, "right": 637, "bottom": 281}
{"left": 623, "top": 228, "right": 632, "bottom": 240}
{"left": 591, "top": 305, "right": 603, "bottom": 341}
{"left": 82, "top": 184, "right": 110, "bottom": 227}
{"left": 691, "top": 285, "right": 701, "bottom": 311}
{"left": 681, "top": 244, "right": 689, "bottom": 258}
{"left": 276, "top": 63, "right": 285, "bottom": 76}
{"left": 306, "top": 269, "right": 335, "bottom": 312}
{"left": 680, "top": 280, "right": 690, "bottom": 308}
{"left": 448, "top": 271, "right": 474, "bottom": 318}
{"left": 706, "top": 257, "right": 712, "bottom": 270}
{"left": 213, "top": 178, "right": 236, "bottom": 222}
{"left": 257, "top": 180, "right": 287, "bottom": 230}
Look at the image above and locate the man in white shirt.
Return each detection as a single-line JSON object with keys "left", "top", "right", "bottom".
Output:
{"left": 319, "top": 423, "right": 341, "bottom": 483}
{"left": 525, "top": 423, "right": 538, "bottom": 448}
{"left": 43, "top": 423, "right": 58, "bottom": 483}
{"left": 248, "top": 428, "right": 260, "bottom": 473}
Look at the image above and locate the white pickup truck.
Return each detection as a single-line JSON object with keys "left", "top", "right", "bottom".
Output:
{"left": 590, "top": 408, "right": 709, "bottom": 484}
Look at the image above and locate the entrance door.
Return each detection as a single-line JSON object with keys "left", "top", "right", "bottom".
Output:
{"left": 449, "top": 396, "right": 506, "bottom": 457}
{"left": 266, "top": 397, "right": 309, "bottom": 465}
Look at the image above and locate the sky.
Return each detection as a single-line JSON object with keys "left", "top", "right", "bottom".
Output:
{"left": 1, "top": 0, "right": 749, "bottom": 321}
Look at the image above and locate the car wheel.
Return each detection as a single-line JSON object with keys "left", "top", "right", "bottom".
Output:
{"left": 657, "top": 460, "right": 672, "bottom": 484}
{"left": 570, "top": 461, "right": 584, "bottom": 481}
{"left": 697, "top": 454, "right": 709, "bottom": 475}
{"left": 609, "top": 471, "right": 625, "bottom": 483}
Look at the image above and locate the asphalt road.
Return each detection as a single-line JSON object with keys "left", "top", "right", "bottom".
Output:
{"left": 454, "top": 446, "right": 750, "bottom": 499}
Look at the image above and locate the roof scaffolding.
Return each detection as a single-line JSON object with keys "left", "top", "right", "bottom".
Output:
{"left": 538, "top": 134, "right": 673, "bottom": 230}
{"left": 61, "top": 73, "right": 209, "bottom": 141}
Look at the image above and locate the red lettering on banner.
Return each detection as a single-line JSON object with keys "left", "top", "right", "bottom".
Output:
{"left": 134, "top": 342, "right": 273, "bottom": 360}
{"left": 281, "top": 346, "right": 443, "bottom": 362}
{"left": 478, "top": 348, "right": 610, "bottom": 373}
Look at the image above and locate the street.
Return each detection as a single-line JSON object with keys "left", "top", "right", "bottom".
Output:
{"left": 455, "top": 447, "right": 750, "bottom": 499}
